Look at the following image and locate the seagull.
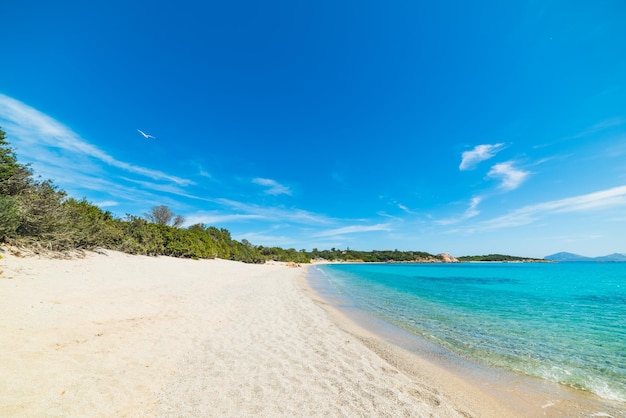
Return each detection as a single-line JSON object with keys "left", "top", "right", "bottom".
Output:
{"left": 137, "top": 129, "right": 157, "bottom": 139}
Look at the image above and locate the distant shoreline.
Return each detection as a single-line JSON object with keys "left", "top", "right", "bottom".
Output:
{"left": 312, "top": 258, "right": 553, "bottom": 264}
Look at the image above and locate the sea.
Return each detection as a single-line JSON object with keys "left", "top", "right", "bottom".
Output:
{"left": 310, "top": 262, "right": 626, "bottom": 404}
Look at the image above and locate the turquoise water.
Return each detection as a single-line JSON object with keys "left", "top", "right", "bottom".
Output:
{"left": 315, "top": 262, "right": 626, "bottom": 402}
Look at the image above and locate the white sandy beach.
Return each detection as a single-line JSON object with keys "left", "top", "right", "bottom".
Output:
{"left": 0, "top": 248, "right": 611, "bottom": 417}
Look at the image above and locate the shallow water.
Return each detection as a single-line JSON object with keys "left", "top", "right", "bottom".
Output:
{"left": 314, "top": 262, "right": 626, "bottom": 403}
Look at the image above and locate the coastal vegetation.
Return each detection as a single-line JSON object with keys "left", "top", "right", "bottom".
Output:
{"left": 1, "top": 127, "right": 536, "bottom": 264}
{"left": 457, "top": 254, "right": 545, "bottom": 262}
{"left": 0, "top": 127, "right": 308, "bottom": 263}
{"left": 308, "top": 248, "right": 444, "bottom": 263}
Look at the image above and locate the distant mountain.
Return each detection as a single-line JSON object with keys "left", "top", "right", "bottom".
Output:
{"left": 544, "top": 252, "right": 592, "bottom": 261}
{"left": 594, "top": 253, "right": 626, "bottom": 262}
{"left": 545, "top": 252, "right": 626, "bottom": 262}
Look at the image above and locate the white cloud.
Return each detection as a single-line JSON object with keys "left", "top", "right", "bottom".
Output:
{"left": 183, "top": 212, "right": 265, "bottom": 226}
{"left": 214, "top": 198, "right": 331, "bottom": 225}
{"left": 314, "top": 224, "right": 390, "bottom": 237}
{"left": 487, "top": 161, "right": 529, "bottom": 190}
{"left": 481, "top": 185, "right": 626, "bottom": 229}
{"left": 397, "top": 203, "right": 418, "bottom": 215}
{"left": 437, "top": 196, "right": 483, "bottom": 225}
{"left": 467, "top": 196, "right": 482, "bottom": 214}
{"left": 95, "top": 200, "right": 119, "bottom": 208}
{"left": 189, "top": 161, "right": 213, "bottom": 179}
{"left": 252, "top": 177, "right": 292, "bottom": 196}
{"left": 459, "top": 143, "right": 504, "bottom": 171}
{"left": 569, "top": 118, "right": 626, "bottom": 140}
{"left": 120, "top": 177, "right": 200, "bottom": 199}
{"left": 377, "top": 211, "right": 403, "bottom": 220}
{"left": 0, "top": 93, "right": 192, "bottom": 186}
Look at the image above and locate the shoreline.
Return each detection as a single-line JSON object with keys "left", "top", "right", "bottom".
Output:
{"left": 304, "top": 264, "right": 625, "bottom": 417}
{"left": 1, "top": 249, "right": 623, "bottom": 417}
{"left": 1, "top": 249, "right": 480, "bottom": 416}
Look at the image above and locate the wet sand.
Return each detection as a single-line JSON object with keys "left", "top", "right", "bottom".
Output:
{"left": 305, "top": 263, "right": 625, "bottom": 418}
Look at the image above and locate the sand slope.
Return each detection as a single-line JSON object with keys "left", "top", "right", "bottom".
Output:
{"left": 0, "top": 249, "right": 516, "bottom": 417}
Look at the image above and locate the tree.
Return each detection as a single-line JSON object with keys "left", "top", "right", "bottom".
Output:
{"left": 1, "top": 128, "right": 67, "bottom": 245}
{"left": 172, "top": 214, "right": 185, "bottom": 228}
{"left": 0, "top": 127, "right": 33, "bottom": 196}
{"left": 0, "top": 195, "right": 19, "bottom": 239}
{"left": 16, "top": 180, "right": 67, "bottom": 241}
{"left": 0, "top": 128, "right": 19, "bottom": 180}
{"left": 0, "top": 127, "right": 312, "bottom": 263}
{"left": 145, "top": 205, "right": 185, "bottom": 227}
{"left": 62, "top": 198, "right": 122, "bottom": 249}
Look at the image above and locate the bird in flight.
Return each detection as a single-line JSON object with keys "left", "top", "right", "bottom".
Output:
{"left": 137, "top": 129, "right": 157, "bottom": 139}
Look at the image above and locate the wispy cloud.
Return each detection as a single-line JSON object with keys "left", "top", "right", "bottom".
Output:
{"left": 120, "top": 177, "right": 201, "bottom": 200}
{"left": 252, "top": 177, "right": 292, "bottom": 196}
{"left": 487, "top": 161, "right": 529, "bottom": 190}
{"left": 397, "top": 203, "right": 418, "bottom": 215}
{"left": 189, "top": 161, "right": 213, "bottom": 179}
{"left": 214, "top": 198, "right": 331, "bottom": 225}
{"left": 481, "top": 185, "right": 626, "bottom": 229}
{"left": 314, "top": 224, "right": 390, "bottom": 237}
{"left": 459, "top": 143, "right": 504, "bottom": 171}
{"left": 596, "top": 133, "right": 626, "bottom": 162}
{"left": 535, "top": 118, "right": 626, "bottom": 150}
{"left": 377, "top": 212, "right": 403, "bottom": 220}
{"left": 569, "top": 118, "right": 626, "bottom": 140}
{"left": 95, "top": 200, "right": 119, "bottom": 208}
{"left": 437, "top": 196, "right": 483, "bottom": 225}
{"left": 183, "top": 212, "right": 266, "bottom": 226}
{"left": 0, "top": 93, "right": 192, "bottom": 186}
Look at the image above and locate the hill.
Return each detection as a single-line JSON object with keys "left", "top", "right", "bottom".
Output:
{"left": 544, "top": 252, "right": 592, "bottom": 262}
{"left": 593, "top": 253, "right": 626, "bottom": 262}
{"left": 544, "top": 252, "right": 626, "bottom": 262}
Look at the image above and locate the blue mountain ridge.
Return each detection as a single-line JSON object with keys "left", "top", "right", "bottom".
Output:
{"left": 544, "top": 252, "right": 626, "bottom": 262}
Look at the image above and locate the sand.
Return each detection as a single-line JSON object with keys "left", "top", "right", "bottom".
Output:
{"left": 0, "top": 248, "right": 617, "bottom": 417}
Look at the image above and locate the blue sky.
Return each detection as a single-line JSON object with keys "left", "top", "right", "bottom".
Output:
{"left": 1, "top": 1, "right": 625, "bottom": 257}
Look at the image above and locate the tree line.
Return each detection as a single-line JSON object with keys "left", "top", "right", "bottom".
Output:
{"left": 457, "top": 254, "right": 545, "bottom": 262}
{"left": 308, "top": 248, "right": 443, "bottom": 262}
{"left": 1, "top": 127, "right": 456, "bottom": 264}
{"left": 0, "top": 127, "right": 310, "bottom": 263}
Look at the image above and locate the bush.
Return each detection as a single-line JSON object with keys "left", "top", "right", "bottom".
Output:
{"left": 0, "top": 195, "right": 20, "bottom": 239}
